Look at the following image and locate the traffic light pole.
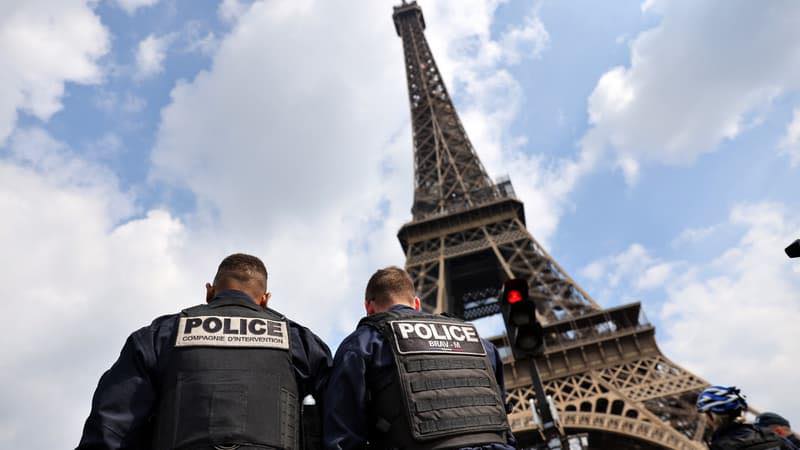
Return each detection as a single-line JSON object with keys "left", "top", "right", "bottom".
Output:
{"left": 528, "top": 357, "right": 570, "bottom": 449}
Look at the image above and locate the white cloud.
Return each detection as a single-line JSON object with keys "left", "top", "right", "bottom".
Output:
{"left": 185, "top": 30, "right": 218, "bottom": 55}
{"left": 660, "top": 202, "right": 800, "bottom": 421}
{"left": 219, "top": 0, "right": 249, "bottom": 24}
{"left": 93, "top": 90, "right": 146, "bottom": 116}
{"left": 93, "top": 89, "right": 117, "bottom": 113}
{"left": 494, "top": 150, "right": 588, "bottom": 246}
{"left": 7, "top": 128, "right": 133, "bottom": 218}
{"left": 85, "top": 131, "right": 124, "bottom": 159}
{"left": 122, "top": 92, "right": 147, "bottom": 113}
{"left": 0, "top": 0, "right": 109, "bottom": 144}
{"left": 616, "top": 156, "right": 640, "bottom": 185}
{"left": 500, "top": 7, "right": 550, "bottom": 64}
{"left": 582, "top": 0, "right": 800, "bottom": 183}
{"left": 581, "top": 260, "right": 606, "bottom": 281}
{"left": 671, "top": 224, "right": 717, "bottom": 247}
{"left": 113, "top": 0, "right": 159, "bottom": 15}
{"left": 134, "top": 33, "right": 174, "bottom": 80}
{"left": 180, "top": 20, "right": 220, "bottom": 56}
{"left": 0, "top": 128, "right": 192, "bottom": 448}
{"left": 635, "top": 262, "right": 673, "bottom": 290}
{"left": 580, "top": 243, "right": 676, "bottom": 293}
{"left": 779, "top": 107, "right": 800, "bottom": 167}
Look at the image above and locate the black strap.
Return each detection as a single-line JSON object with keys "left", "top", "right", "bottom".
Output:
{"left": 358, "top": 309, "right": 459, "bottom": 330}
{"left": 280, "top": 388, "right": 298, "bottom": 450}
{"left": 357, "top": 310, "right": 403, "bottom": 330}
{"left": 410, "top": 376, "right": 492, "bottom": 393}
{"left": 404, "top": 358, "right": 485, "bottom": 373}
{"left": 415, "top": 394, "right": 499, "bottom": 413}
{"left": 418, "top": 415, "right": 506, "bottom": 434}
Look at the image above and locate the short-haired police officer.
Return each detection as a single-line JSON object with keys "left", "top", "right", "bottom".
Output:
{"left": 77, "top": 253, "right": 332, "bottom": 450}
{"left": 323, "top": 266, "right": 515, "bottom": 450}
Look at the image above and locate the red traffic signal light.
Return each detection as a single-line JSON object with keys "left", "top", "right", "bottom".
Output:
{"left": 506, "top": 289, "right": 523, "bottom": 304}
{"left": 501, "top": 279, "right": 529, "bottom": 305}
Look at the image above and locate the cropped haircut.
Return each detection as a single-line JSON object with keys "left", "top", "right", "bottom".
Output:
{"left": 214, "top": 253, "right": 268, "bottom": 291}
{"left": 365, "top": 266, "right": 415, "bottom": 306}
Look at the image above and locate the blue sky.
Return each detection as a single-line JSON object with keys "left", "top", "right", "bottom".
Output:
{"left": 1, "top": 0, "right": 799, "bottom": 447}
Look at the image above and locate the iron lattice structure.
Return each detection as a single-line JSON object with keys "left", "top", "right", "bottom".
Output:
{"left": 392, "top": 2, "right": 709, "bottom": 448}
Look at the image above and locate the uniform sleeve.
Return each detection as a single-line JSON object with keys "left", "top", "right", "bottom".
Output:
{"left": 481, "top": 338, "right": 507, "bottom": 396}
{"left": 289, "top": 325, "right": 333, "bottom": 402}
{"left": 491, "top": 344, "right": 506, "bottom": 396}
{"left": 322, "top": 338, "right": 370, "bottom": 450}
{"left": 76, "top": 329, "right": 158, "bottom": 449}
{"left": 482, "top": 338, "right": 517, "bottom": 448}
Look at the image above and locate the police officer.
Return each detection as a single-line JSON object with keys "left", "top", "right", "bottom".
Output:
{"left": 77, "top": 253, "right": 332, "bottom": 450}
{"left": 756, "top": 413, "right": 800, "bottom": 449}
{"left": 323, "top": 266, "right": 515, "bottom": 450}
{"left": 697, "top": 385, "right": 791, "bottom": 450}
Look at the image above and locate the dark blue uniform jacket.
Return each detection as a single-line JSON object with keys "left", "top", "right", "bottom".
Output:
{"left": 322, "top": 305, "right": 515, "bottom": 450}
{"left": 77, "top": 290, "right": 332, "bottom": 449}
{"left": 711, "top": 422, "right": 796, "bottom": 450}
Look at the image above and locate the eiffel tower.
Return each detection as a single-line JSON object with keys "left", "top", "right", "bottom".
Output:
{"left": 392, "top": 2, "right": 709, "bottom": 448}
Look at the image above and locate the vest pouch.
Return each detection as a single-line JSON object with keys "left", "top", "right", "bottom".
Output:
{"left": 173, "top": 370, "right": 284, "bottom": 449}
{"left": 209, "top": 384, "right": 247, "bottom": 436}
{"left": 404, "top": 369, "right": 506, "bottom": 440}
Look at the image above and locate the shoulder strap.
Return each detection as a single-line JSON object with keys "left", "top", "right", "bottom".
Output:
{"left": 180, "top": 303, "right": 208, "bottom": 316}
{"left": 357, "top": 310, "right": 404, "bottom": 330}
{"left": 262, "top": 306, "right": 287, "bottom": 320}
{"left": 181, "top": 302, "right": 285, "bottom": 320}
{"left": 358, "top": 309, "right": 459, "bottom": 333}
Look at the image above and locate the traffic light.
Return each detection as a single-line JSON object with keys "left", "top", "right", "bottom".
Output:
{"left": 787, "top": 239, "right": 800, "bottom": 258}
{"left": 500, "top": 278, "right": 544, "bottom": 357}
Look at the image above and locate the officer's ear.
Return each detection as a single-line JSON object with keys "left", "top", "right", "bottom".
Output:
{"left": 412, "top": 296, "right": 421, "bottom": 311}
{"left": 365, "top": 298, "right": 376, "bottom": 316}
{"left": 205, "top": 283, "right": 215, "bottom": 303}
{"left": 258, "top": 291, "right": 271, "bottom": 308}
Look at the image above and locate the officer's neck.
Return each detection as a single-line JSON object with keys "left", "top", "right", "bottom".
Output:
{"left": 387, "top": 303, "right": 414, "bottom": 312}
{"left": 211, "top": 289, "right": 257, "bottom": 304}
{"left": 368, "top": 301, "right": 416, "bottom": 315}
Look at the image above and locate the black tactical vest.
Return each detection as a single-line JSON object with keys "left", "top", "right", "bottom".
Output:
{"left": 153, "top": 298, "right": 299, "bottom": 450}
{"left": 359, "top": 309, "right": 510, "bottom": 450}
{"left": 712, "top": 423, "right": 789, "bottom": 450}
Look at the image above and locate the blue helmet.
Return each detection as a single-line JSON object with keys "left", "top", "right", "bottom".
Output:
{"left": 696, "top": 385, "right": 747, "bottom": 414}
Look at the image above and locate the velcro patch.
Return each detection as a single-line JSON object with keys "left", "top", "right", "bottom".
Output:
{"left": 390, "top": 320, "right": 486, "bottom": 356}
{"left": 176, "top": 316, "right": 289, "bottom": 349}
